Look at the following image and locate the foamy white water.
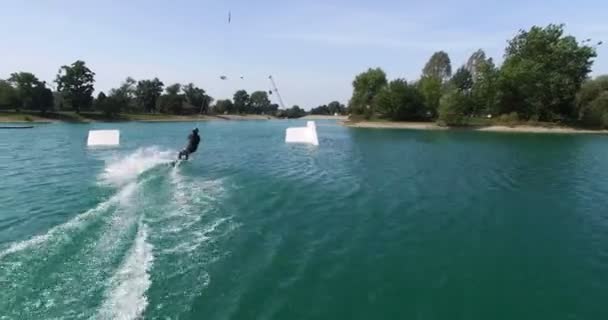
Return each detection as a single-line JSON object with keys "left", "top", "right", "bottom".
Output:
{"left": 1, "top": 147, "right": 166, "bottom": 318}
{"left": 161, "top": 170, "right": 232, "bottom": 253}
{"left": 1, "top": 146, "right": 168, "bottom": 260}
{"left": 28, "top": 184, "right": 143, "bottom": 315}
{"left": 96, "top": 223, "right": 154, "bottom": 320}
{"left": 2, "top": 140, "right": 237, "bottom": 319}
{"left": 100, "top": 147, "right": 174, "bottom": 186}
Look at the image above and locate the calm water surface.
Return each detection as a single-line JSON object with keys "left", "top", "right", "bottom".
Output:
{"left": 1, "top": 120, "right": 607, "bottom": 319}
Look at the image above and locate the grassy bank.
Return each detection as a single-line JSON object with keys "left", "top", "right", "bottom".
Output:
{"left": 0, "top": 112, "right": 53, "bottom": 123}
{"left": 0, "top": 110, "right": 277, "bottom": 123}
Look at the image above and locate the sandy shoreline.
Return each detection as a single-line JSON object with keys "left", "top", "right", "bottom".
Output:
{"left": 344, "top": 121, "right": 608, "bottom": 135}
{"left": 4, "top": 113, "right": 603, "bottom": 134}
{"left": 211, "top": 114, "right": 275, "bottom": 121}
{"left": 300, "top": 115, "right": 348, "bottom": 120}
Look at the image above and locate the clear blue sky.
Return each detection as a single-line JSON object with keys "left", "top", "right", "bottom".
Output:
{"left": 1, "top": 0, "right": 607, "bottom": 109}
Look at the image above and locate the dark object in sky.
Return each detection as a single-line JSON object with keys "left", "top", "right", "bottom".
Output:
{"left": 228, "top": 11, "right": 231, "bottom": 24}
{"left": 220, "top": 76, "right": 227, "bottom": 80}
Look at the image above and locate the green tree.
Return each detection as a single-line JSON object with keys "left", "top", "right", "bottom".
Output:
{"left": 55, "top": 60, "right": 95, "bottom": 113}
{"left": 327, "top": 101, "right": 346, "bottom": 115}
{"left": 165, "top": 83, "right": 181, "bottom": 96}
{"left": 104, "top": 77, "right": 136, "bottom": 113}
{"left": 498, "top": 24, "right": 596, "bottom": 120}
{"left": 438, "top": 90, "right": 473, "bottom": 126}
{"left": 53, "top": 92, "right": 65, "bottom": 111}
{"left": 267, "top": 103, "right": 279, "bottom": 116}
{"left": 576, "top": 76, "right": 608, "bottom": 127}
{"left": 95, "top": 91, "right": 107, "bottom": 111}
{"left": 422, "top": 51, "right": 452, "bottom": 82}
{"left": 204, "top": 96, "right": 215, "bottom": 113}
{"left": 418, "top": 76, "right": 443, "bottom": 116}
{"left": 349, "top": 67, "right": 388, "bottom": 118}
{"left": 118, "top": 77, "right": 136, "bottom": 96}
{"left": 8, "top": 73, "right": 54, "bottom": 113}
{"left": 576, "top": 76, "right": 608, "bottom": 115}
{"left": 311, "top": 104, "right": 329, "bottom": 115}
{"left": 183, "top": 83, "right": 211, "bottom": 114}
{"left": 471, "top": 57, "right": 499, "bottom": 115}
{"left": 250, "top": 91, "right": 271, "bottom": 114}
{"left": 8, "top": 72, "right": 40, "bottom": 110}
{"left": 465, "top": 49, "right": 487, "bottom": 80}
{"left": 135, "top": 78, "right": 164, "bottom": 112}
{"left": 374, "top": 79, "right": 426, "bottom": 121}
{"left": 285, "top": 105, "right": 306, "bottom": 118}
{"left": 213, "top": 99, "right": 233, "bottom": 114}
{"left": 0, "top": 80, "right": 19, "bottom": 109}
{"left": 419, "top": 51, "right": 452, "bottom": 115}
{"left": 582, "top": 92, "right": 608, "bottom": 128}
{"left": 116, "top": 77, "right": 136, "bottom": 105}
{"left": 233, "top": 90, "right": 250, "bottom": 114}
{"left": 32, "top": 83, "right": 54, "bottom": 114}
{"left": 159, "top": 83, "right": 184, "bottom": 114}
{"left": 95, "top": 91, "right": 121, "bottom": 117}
{"left": 450, "top": 67, "right": 473, "bottom": 92}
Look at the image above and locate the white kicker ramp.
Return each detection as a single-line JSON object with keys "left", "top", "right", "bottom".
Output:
{"left": 87, "top": 130, "right": 120, "bottom": 147}
{"left": 285, "top": 121, "right": 319, "bottom": 146}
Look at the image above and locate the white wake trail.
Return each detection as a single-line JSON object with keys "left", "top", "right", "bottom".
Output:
{"left": 1, "top": 146, "right": 174, "bottom": 260}
{"left": 1, "top": 147, "right": 180, "bottom": 319}
{"left": 0, "top": 183, "right": 137, "bottom": 261}
{"left": 96, "top": 223, "right": 154, "bottom": 320}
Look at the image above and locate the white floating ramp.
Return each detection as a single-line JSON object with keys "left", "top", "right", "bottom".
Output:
{"left": 285, "top": 121, "right": 319, "bottom": 146}
{"left": 87, "top": 130, "right": 120, "bottom": 147}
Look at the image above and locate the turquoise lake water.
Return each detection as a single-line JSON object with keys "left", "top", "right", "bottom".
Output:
{"left": 1, "top": 120, "right": 608, "bottom": 319}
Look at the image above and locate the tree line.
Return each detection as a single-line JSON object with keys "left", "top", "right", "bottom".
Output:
{"left": 0, "top": 73, "right": 54, "bottom": 113}
{"left": 310, "top": 101, "right": 347, "bottom": 115}
{"left": 348, "top": 24, "right": 607, "bottom": 128}
{"left": 0, "top": 61, "right": 347, "bottom": 119}
{"left": 1, "top": 61, "right": 225, "bottom": 117}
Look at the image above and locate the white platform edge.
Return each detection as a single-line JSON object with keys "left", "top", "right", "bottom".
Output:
{"left": 285, "top": 121, "right": 319, "bottom": 146}
{"left": 87, "top": 130, "right": 120, "bottom": 147}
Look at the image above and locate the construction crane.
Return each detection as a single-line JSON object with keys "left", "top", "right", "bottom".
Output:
{"left": 268, "top": 75, "right": 286, "bottom": 110}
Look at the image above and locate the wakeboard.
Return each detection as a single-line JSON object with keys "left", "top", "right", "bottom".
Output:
{"left": 170, "top": 159, "right": 186, "bottom": 167}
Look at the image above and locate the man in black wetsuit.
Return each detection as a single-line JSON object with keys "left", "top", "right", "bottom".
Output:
{"left": 178, "top": 128, "right": 201, "bottom": 160}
